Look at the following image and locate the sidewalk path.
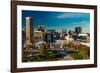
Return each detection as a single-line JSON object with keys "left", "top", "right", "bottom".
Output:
{"left": 63, "top": 55, "right": 74, "bottom": 60}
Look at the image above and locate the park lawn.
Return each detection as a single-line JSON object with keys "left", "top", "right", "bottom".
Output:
{"left": 70, "top": 53, "right": 83, "bottom": 59}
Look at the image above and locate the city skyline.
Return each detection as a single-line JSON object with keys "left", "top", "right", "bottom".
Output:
{"left": 22, "top": 10, "right": 90, "bottom": 62}
{"left": 22, "top": 10, "right": 90, "bottom": 33}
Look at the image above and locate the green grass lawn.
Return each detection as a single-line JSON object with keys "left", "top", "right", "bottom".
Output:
{"left": 70, "top": 53, "right": 83, "bottom": 59}
{"left": 67, "top": 49, "right": 89, "bottom": 60}
{"left": 22, "top": 50, "right": 64, "bottom": 62}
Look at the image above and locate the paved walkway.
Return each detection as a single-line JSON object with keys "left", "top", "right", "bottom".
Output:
{"left": 62, "top": 55, "right": 74, "bottom": 60}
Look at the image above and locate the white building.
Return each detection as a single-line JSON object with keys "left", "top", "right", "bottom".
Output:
{"left": 78, "top": 33, "right": 88, "bottom": 37}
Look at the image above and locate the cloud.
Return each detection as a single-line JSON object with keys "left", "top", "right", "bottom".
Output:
{"left": 57, "top": 13, "right": 87, "bottom": 19}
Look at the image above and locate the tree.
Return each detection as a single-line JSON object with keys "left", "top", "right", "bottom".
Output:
{"left": 62, "top": 40, "right": 67, "bottom": 49}
{"left": 39, "top": 42, "right": 47, "bottom": 57}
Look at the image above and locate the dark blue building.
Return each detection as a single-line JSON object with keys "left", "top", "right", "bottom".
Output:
{"left": 45, "top": 30, "right": 55, "bottom": 43}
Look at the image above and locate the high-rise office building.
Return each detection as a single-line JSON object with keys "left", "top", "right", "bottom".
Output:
{"left": 25, "top": 17, "right": 33, "bottom": 45}
{"left": 45, "top": 30, "right": 55, "bottom": 43}
{"left": 75, "top": 27, "right": 82, "bottom": 35}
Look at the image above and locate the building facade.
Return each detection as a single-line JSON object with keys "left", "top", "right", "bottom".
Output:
{"left": 25, "top": 17, "right": 34, "bottom": 45}
{"left": 75, "top": 27, "right": 82, "bottom": 35}
{"left": 34, "top": 31, "right": 44, "bottom": 43}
